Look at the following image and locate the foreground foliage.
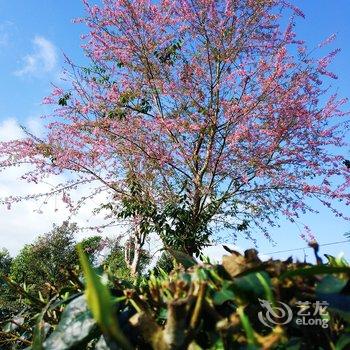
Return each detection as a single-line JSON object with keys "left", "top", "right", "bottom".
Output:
{"left": 1, "top": 247, "right": 350, "bottom": 350}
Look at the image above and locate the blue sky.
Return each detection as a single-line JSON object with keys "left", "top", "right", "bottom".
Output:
{"left": 0, "top": 1, "right": 349, "bottom": 261}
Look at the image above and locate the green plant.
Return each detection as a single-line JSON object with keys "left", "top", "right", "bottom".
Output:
{"left": 10, "top": 222, "right": 79, "bottom": 296}
{"left": 80, "top": 236, "right": 104, "bottom": 264}
{"left": 3, "top": 249, "right": 346, "bottom": 349}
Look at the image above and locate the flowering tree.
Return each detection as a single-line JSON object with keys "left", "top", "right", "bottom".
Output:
{"left": 1, "top": 0, "right": 349, "bottom": 257}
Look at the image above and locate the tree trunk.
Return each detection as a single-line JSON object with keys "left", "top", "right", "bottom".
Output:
{"left": 124, "top": 234, "right": 142, "bottom": 278}
{"left": 130, "top": 241, "right": 141, "bottom": 277}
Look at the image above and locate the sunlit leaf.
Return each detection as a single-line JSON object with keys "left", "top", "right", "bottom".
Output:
{"left": 43, "top": 295, "right": 99, "bottom": 350}
{"left": 166, "top": 247, "right": 197, "bottom": 268}
{"left": 77, "top": 245, "right": 133, "bottom": 350}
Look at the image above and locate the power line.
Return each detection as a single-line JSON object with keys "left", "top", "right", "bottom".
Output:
{"left": 264, "top": 239, "right": 350, "bottom": 255}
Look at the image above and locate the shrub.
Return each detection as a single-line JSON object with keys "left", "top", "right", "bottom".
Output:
{"left": 2, "top": 247, "right": 349, "bottom": 349}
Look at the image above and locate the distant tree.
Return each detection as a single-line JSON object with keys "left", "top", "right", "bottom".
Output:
{"left": 0, "top": 248, "right": 13, "bottom": 309}
{"left": 154, "top": 251, "right": 174, "bottom": 274}
{"left": 79, "top": 235, "right": 103, "bottom": 264}
{"left": 0, "top": 248, "right": 12, "bottom": 276}
{"left": 103, "top": 236, "right": 151, "bottom": 280}
{"left": 104, "top": 248, "right": 133, "bottom": 282}
{"left": 1, "top": 0, "right": 349, "bottom": 256}
{"left": 10, "top": 221, "right": 78, "bottom": 295}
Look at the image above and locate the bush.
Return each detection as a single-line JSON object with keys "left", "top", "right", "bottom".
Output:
{"left": 2, "top": 247, "right": 349, "bottom": 350}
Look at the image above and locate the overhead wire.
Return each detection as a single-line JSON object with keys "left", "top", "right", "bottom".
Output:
{"left": 264, "top": 239, "right": 350, "bottom": 255}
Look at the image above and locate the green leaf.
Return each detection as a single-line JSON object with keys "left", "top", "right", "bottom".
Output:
{"left": 256, "top": 272, "right": 274, "bottom": 303}
{"left": 32, "top": 320, "right": 47, "bottom": 350}
{"left": 43, "top": 295, "right": 99, "bottom": 350}
{"left": 233, "top": 272, "right": 271, "bottom": 298}
{"left": 77, "top": 245, "right": 133, "bottom": 350}
{"left": 237, "top": 306, "right": 258, "bottom": 349}
{"left": 316, "top": 275, "right": 347, "bottom": 295}
{"left": 315, "top": 274, "right": 350, "bottom": 322}
{"left": 325, "top": 254, "right": 349, "bottom": 267}
{"left": 58, "top": 93, "right": 71, "bottom": 106}
{"left": 317, "top": 293, "right": 350, "bottom": 315}
{"left": 156, "top": 308, "right": 168, "bottom": 321}
{"left": 211, "top": 338, "right": 225, "bottom": 350}
{"left": 166, "top": 248, "right": 197, "bottom": 268}
{"left": 33, "top": 296, "right": 57, "bottom": 350}
{"left": 335, "top": 334, "right": 350, "bottom": 350}
{"left": 212, "top": 282, "right": 235, "bottom": 305}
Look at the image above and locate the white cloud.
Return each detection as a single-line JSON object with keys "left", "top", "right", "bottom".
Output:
{"left": 26, "top": 117, "right": 45, "bottom": 135}
{"left": 0, "top": 118, "right": 24, "bottom": 141}
{"left": 0, "top": 21, "right": 14, "bottom": 47}
{"left": 14, "top": 36, "right": 57, "bottom": 77}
